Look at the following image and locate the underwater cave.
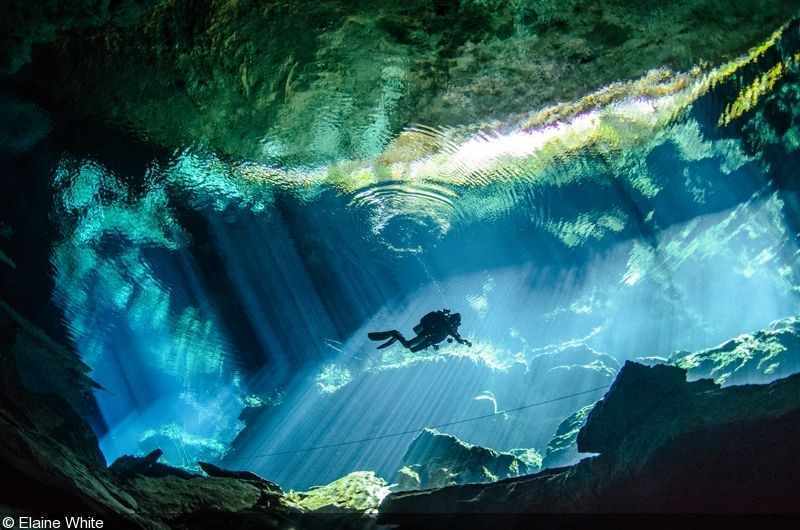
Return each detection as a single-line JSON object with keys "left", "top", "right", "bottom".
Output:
{"left": 3, "top": 1, "right": 800, "bottom": 528}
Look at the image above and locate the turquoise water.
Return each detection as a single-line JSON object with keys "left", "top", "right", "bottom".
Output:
{"left": 45, "top": 24, "right": 800, "bottom": 488}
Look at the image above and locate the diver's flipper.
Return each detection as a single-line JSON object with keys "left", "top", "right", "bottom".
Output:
{"left": 376, "top": 337, "right": 397, "bottom": 349}
{"left": 368, "top": 331, "right": 395, "bottom": 341}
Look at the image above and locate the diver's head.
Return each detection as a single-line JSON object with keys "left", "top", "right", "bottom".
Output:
{"left": 450, "top": 312, "right": 461, "bottom": 326}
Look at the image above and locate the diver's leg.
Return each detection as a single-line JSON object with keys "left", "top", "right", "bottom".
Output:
{"left": 406, "top": 334, "right": 426, "bottom": 348}
{"left": 372, "top": 331, "right": 414, "bottom": 349}
{"left": 409, "top": 337, "right": 433, "bottom": 352}
{"left": 392, "top": 332, "right": 414, "bottom": 348}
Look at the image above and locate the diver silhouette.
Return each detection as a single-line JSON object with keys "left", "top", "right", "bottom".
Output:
{"left": 368, "top": 309, "right": 472, "bottom": 352}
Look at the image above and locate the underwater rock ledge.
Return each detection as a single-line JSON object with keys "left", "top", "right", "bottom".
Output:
{"left": 379, "top": 360, "right": 800, "bottom": 522}
{"left": 671, "top": 315, "right": 800, "bottom": 386}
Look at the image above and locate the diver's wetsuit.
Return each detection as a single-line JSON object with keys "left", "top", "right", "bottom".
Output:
{"left": 368, "top": 310, "right": 472, "bottom": 352}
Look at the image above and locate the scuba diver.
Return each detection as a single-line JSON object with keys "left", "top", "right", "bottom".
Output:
{"left": 368, "top": 309, "right": 472, "bottom": 352}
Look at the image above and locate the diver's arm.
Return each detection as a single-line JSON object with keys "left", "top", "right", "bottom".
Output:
{"left": 450, "top": 330, "right": 472, "bottom": 347}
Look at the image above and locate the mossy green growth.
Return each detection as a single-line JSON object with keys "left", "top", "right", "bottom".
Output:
{"left": 286, "top": 471, "right": 391, "bottom": 513}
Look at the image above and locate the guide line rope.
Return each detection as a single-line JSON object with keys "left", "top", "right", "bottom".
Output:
{"left": 238, "top": 384, "right": 610, "bottom": 460}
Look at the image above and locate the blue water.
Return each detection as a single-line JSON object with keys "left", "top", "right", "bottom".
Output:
{"left": 46, "top": 28, "right": 800, "bottom": 489}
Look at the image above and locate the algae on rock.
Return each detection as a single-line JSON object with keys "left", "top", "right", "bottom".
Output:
{"left": 287, "top": 471, "right": 391, "bottom": 513}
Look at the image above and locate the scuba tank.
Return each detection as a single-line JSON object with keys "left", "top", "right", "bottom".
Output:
{"left": 413, "top": 309, "right": 450, "bottom": 334}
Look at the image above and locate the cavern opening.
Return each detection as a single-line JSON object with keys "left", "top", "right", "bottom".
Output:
{"left": 3, "top": 1, "right": 800, "bottom": 527}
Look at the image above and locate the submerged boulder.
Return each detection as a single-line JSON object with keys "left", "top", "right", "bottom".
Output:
{"left": 394, "top": 428, "right": 540, "bottom": 490}
{"left": 576, "top": 362, "right": 718, "bottom": 459}
{"left": 287, "top": 471, "right": 390, "bottom": 514}
{"left": 542, "top": 317, "right": 800, "bottom": 471}
{"left": 121, "top": 473, "right": 298, "bottom": 525}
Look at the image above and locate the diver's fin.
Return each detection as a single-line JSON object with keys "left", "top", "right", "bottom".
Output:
{"left": 377, "top": 337, "right": 397, "bottom": 349}
{"left": 368, "top": 331, "right": 395, "bottom": 341}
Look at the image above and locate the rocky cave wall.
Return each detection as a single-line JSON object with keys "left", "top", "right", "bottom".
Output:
{"left": 6, "top": 0, "right": 800, "bottom": 165}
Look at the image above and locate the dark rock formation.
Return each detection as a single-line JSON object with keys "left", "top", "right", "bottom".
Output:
{"left": 1, "top": 300, "right": 102, "bottom": 423}
{"left": 542, "top": 314, "right": 800, "bottom": 470}
{"left": 671, "top": 316, "right": 800, "bottom": 385}
{"left": 576, "top": 362, "right": 719, "bottom": 460}
{"left": 110, "top": 449, "right": 197, "bottom": 480}
{"left": 198, "top": 461, "right": 283, "bottom": 494}
{"left": 394, "top": 429, "right": 540, "bottom": 490}
{"left": 379, "top": 361, "right": 800, "bottom": 523}
{"left": 1, "top": 317, "right": 147, "bottom": 527}
{"left": 113, "top": 472, "right": 299, "bottom": 528}
{"left": 1, "top": 1, "right": 160, "bottom": 74}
